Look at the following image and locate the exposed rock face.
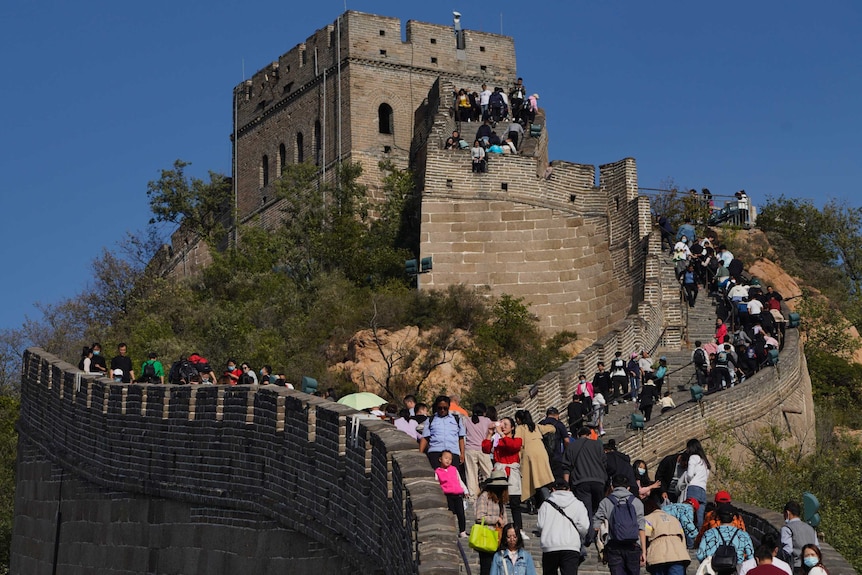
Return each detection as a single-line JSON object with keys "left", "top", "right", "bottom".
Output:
{"left": 747, "top": 257, "right": 862, "bottom": 364}
{"left": 747, "top": 258, "right": 803, "bottom": 309}
{"left": 332, "top": 326, "right": 473, "bottom": 400}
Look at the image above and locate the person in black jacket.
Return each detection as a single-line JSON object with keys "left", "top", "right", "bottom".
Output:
{"left": 604, "top": 439, "right": 638, "bottom": 496}
{"left": 562, "top": 428, "right": 607, "bottom": 541}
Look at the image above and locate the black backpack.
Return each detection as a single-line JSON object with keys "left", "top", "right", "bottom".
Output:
{"left": 542, "top": 428, "right": 560, "bottom": 459}
{"left": 142, "top": 361, "right": 158, "bottom": 383}
{"left": 711, "top": 529, "right": 739, "bottom": 575}
{"left": 693, "top": 348, "right": 708, "bottom": 369}
{"left": 608, "top": 493, "right": 640, "bottom": 542}
{"left": 169, "top": 359, "right": 198, "bottom": 384}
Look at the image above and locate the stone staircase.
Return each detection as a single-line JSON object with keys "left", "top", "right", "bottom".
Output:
{"left": 456, "top": 253, "right": 719, "bottom": 574}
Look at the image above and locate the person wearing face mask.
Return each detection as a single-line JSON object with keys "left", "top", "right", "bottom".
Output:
{"left": 111, "top": 369, "right": 124, "bottom": 383}
{"left": 780, "top": 501, "right": 819, "bottom": 573}
{"left": 632, "top": 459, "right": 661, "bottom": 502}
{"left": 89, "top": 342, "right": 108, "bottom": 376}
{"left": 224, "top": 359, "right": 242, "bottom": 384}
{"left": 800, "top": 545, "right": 827, "bottom": 575}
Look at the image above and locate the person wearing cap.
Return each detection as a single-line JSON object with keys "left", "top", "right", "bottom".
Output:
{"left": 537, "top": 480, "right": 589, "bottom": 575}
{"left": 110, "top": 343, "right": 134, "bottom": 384}
{"left": 694, "top": 491, "right": 747, "bottom": 547}
{"left": 780, "top": 500, "right": 819, "bottom": 573}
{"left": 475, "top": 468, "right": 510, "bottom": 575}
{"left": 539, "top": 407, "right": 570, "bottom": 483}
{"left": 660, "top": 497, "right": 700, "bottom": 548}
{"left": 696, "top": 503, "right": 754, "bottom": 564}
{"left": 111, "top": 368, "right": 124, "bottom": 382}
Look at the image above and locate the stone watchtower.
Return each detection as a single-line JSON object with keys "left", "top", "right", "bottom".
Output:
{"left": 233, "top": 10, "right": 517, "bottom": 226}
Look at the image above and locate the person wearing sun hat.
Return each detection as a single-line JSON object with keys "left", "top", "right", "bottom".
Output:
{"left": 694, "top": 490, "right": 747, "bottom": 547}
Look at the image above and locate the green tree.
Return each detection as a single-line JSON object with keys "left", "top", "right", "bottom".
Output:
{"left": 146, "top": 159, "right": 232, "bottom": 243}
{"left": 466, "top": 295, "right": 570, "bottom": 407}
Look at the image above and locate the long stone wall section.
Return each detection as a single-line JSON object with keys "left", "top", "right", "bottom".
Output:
{"left": 11, "top": 350, "right": 461, "bottom": 575}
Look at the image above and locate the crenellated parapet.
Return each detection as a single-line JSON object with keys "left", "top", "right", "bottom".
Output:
{"left": 12, "top": 349, "right": 461, "bottom": 574}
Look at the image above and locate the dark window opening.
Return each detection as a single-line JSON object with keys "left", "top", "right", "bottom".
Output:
{"left": 480, "top": 65, "right": 487, "bottom": 71}
{"left": 480, "top": 46, "right": 486, "bottom": 52}
{"left": 430, "top": 38, "right": 437, "bottom": 44}
{"left": 431, "top": 57, "right": 437, "bottom": 64}
{"left": 569, "top": 194, "right": 577, "bottom": 203}
{"left": 384, "top": 146, "right": 392, "bottom": 153}
{"left": 501, "top": 182, "right": 508, "bottom": 191}
{"left": 379, "top": 29, "right": 385, "bottom": 36}
{"left": 446, "top": 179, "right": 453, "bottom": 188}
{"left": 314, "top": 120, "right": 322, "bottom": 166}
{"left": 380, "top": 49, "right": 387, "bottom": 56}
{"left": 261, "top": 155, "right": 269, "bottom": 187}
{"left": 279, "top": 143, "right": 286, "bottom": 173}
{"left": 378, "top": 103, "right": 394, "bottom": 134}
{"left": 296, "top": 132, "right": 304, "bottom": 163}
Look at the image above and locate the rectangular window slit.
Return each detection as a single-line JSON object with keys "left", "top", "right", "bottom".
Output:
{"left": 480, "top": 65, "right": 487, "bottom": 71}
{"left": 430, "top": 38, "right": 437, "bottom": 44}
{"left": 446, "top": 179, "right": 453, "bottom": 188}
{"left": 431, "top": 57, "right": 438, "bottom": 64}
{"left": 379, "top": 30, "right": 385, "bottom": 36}
{"left": 480, "top": 46, "right": 486, "bottom": 52}
{"left": 383, "top": 146, "right": 392, "bottom": 153}
{"left": 501, "top": 183, "right": 508, "bottom": 191}
{"left": 380, "top": 49, "right": 387, "bottom": 56}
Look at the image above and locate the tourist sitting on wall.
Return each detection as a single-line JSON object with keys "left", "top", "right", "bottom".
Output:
{"left": 471, "top": 140, "right": 487, "bottom": 173}
{"left": 445, "top": 130, "right": 465, "bottom": 150}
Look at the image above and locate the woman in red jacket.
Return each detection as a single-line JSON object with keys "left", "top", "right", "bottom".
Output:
{"left": 482, "top": 417, "right": 526, "bottom": 538}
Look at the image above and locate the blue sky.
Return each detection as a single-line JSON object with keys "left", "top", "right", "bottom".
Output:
{"left": 1, "top": 0, "right": 860, "bottom": 333}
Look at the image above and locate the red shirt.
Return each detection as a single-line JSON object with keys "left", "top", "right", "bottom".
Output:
{"left": 482, "top": 436, "right": 522, "bottom": 465}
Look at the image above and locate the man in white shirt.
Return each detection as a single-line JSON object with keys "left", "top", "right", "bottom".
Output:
{"left": 479, "top": 84, "right": 492, "bottom": 120}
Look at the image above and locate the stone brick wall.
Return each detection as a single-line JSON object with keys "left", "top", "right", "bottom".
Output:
{"left": 11, "top": 350, "right": 462, "bottom": 575}
{"left": 419, "top": 148, "right": 645, "bottom": 335}
{"left": 735, "top": 503, "right": 855, "bottom": 575}
{"left": 234, "top": 10, "right": 519, "bottom": 222}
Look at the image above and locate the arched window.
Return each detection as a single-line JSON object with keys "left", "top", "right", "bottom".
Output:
{"left": 314, "top": 120, "right": 322, "bottom": 166}
{"left": 261, "top": 155, "right": 269, "bottom": 187}
{"left": 296, "top": 132, "right": 304, "bottom": 163}
{"left": 378, "top": 103, "right": 393, "bottom": 134}
{"left": 278, "top": 143, "right": 286, "bottom": 174}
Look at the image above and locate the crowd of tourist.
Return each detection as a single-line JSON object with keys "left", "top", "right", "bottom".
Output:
{"left": 401, "top": 392, "right": 825, "bottom": 575}
{"left": 445, "top": 77, "right": 540, "bottom": 173}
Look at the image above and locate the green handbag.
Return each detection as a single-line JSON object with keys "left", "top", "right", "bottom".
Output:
{"left": 468, "top": 518, "right": 499, "bottom": 553}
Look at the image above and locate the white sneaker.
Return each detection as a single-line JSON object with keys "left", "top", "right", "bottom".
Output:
{"left": 459, "top": 531, "right": 468, "bottom": 538}
{"left": 520, "top": 530, "right": 531, "bottom": 540}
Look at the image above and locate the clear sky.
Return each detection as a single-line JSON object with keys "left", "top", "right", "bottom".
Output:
{"left": 1, "top": 0, "right": 860, "bottom": 332}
